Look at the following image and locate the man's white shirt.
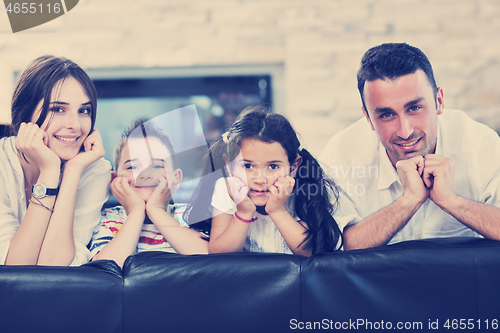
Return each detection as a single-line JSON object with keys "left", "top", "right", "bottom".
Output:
{"left": 320, "top": 109, "right": 500, "bottom": 244}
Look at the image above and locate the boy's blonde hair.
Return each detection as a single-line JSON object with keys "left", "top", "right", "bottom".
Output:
{"left": 113, "top": 119, "right": 176, "bottom": 171}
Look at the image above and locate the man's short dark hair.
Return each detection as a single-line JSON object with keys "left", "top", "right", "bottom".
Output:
{"left": 357, "top": 43, "right": 438, "bottom": 111}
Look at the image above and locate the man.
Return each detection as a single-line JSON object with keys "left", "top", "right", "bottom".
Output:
{"left": 321, "top": 43, "right": 500, "bottom": 250}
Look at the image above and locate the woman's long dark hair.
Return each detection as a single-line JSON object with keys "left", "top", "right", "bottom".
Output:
{"left": 184, "top": 105, "right": 342, "bottom": 253}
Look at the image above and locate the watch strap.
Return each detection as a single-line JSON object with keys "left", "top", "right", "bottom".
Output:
{"left": 32, "top": 183, "right": 59, "bottom": 199}
{"left": 44, "top": 187, "right": 59, "bottom": 196}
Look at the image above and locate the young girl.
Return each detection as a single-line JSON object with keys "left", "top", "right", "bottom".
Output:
{"left": 0, "top": 55, "right": 111, "bottom": 266}
{"left": 90, "top": 119, "right": 207, "bottom": 268}
{"left": 185, "top": 106, "right": 342, "bottom": 256}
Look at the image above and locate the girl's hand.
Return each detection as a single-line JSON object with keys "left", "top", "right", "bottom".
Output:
{"left": 16, "top": 122, "right": 60, "bottom": 171}
{"left": 66, "top": 130, "right": 106, "bottom": 171}
{"left": 266, "top": 176, "right": 295, "bottom": 215}
{"left": 226, "top": 176, "right": 255, "bottom": 215}
{"left": 111, "top": 176, "right": 145, "bottom": 214}
{"left": 146, "top": 176, "right": 173, "bottom": 215}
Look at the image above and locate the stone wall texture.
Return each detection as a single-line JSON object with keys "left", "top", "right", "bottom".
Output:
{"left": 1, "top": 0, "right": 499, "bottom": 156}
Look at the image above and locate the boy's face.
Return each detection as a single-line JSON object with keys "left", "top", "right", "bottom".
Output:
{"left": 116, "top": 137, "right": 182, "bottom": 202}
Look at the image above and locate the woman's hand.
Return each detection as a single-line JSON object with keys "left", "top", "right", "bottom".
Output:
{"left": 16, "top": 122, "right": 60, "bottom": 171}
{"left": 65, "top": 129, "right": 105, "bottom": 171}
{"left": 146, "top": 175, "right": 173, "bottom": 215}
{"left": 226, "top": 176, "right": 256, "bottom": 215}
{"left": 265, "top": 176, "right": 295, "bottom": 215}
{"left": 111, "top": 176, "right": 145, "bottom": 215}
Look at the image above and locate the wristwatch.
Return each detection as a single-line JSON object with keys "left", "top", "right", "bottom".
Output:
{"left": 32, "top": 183, "right": 59, "bottom": 199}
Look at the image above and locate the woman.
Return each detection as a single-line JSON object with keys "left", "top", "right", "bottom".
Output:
{"left": 0, "top": 55, "right": 111, "bottom": 266}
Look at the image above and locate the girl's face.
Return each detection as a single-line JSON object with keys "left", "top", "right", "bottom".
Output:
{"left": 117, "top": 137, "right": 182, "bottom": 202}
{"left": 230, "top": 139, "right": 297, "bottom": 207}
{"left": 31, "top": 76, "right": 92, "bottom": 162}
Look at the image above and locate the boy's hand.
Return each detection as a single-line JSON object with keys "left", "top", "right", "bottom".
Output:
{"left": 266, "top": 176, "right": 294, "bottom": 215}
{"left": 111, "top": 176, "right": 145, "bottom": 214}
{"left": 66, "top": 130, "right": 106, "bottom": 171}
{"left": 226, "top": 176, "right": 256, "bottom": 215}
{"left": 146, "top": 175, "right": 173, "bottom": 215}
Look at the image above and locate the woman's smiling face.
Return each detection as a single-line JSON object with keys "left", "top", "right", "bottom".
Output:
{"left": 31, "top": 76, "right": 92, "bottom": 162}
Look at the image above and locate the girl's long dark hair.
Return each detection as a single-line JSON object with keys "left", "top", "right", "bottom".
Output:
{"left": 184, "top": 105, "right": 342, "bottom": 253}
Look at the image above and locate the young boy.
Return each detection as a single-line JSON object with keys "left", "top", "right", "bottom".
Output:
{"left": 90, "top": 119, "right": 208, "bottom": 267}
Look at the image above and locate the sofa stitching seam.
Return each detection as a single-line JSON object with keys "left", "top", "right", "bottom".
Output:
{"left": 299, "top": 256, "right": 303, "bottom": 323}
{"left": 473, "top": 247, "right": 479, "bottom": 322}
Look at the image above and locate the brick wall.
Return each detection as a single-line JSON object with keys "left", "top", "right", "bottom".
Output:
{"left": 1, "top": 0, "right": 499, "bottom": 156}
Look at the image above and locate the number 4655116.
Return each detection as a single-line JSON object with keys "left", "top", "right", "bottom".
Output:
{"left": 6, "top": 3, "right": 61, "bottom": 14}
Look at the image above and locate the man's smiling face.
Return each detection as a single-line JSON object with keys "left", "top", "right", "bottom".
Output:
{"left": 362, "top": 69, "right": 444, "bottom": 166}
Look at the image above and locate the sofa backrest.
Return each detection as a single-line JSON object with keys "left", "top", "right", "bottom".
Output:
{"left": 0, "top": 260, "right": 123, "bottom": 333}
{"left": 122, "top": 252, "right": 302, "bottom": 333}
{"left": 1, "top": 237, "right": 500, "bottom": 332}
{"left": 301, "top": 237, "right": 500, "bottom": 331}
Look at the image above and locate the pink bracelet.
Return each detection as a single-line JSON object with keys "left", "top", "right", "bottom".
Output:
{"left": 234, "top": 212, "right": 258, "bottom": 223}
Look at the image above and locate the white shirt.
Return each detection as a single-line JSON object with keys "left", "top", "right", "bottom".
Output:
{"left": 0, "top": 136, "right": 112, "bottom": 265}
{"left": 320, "top": 109, "right": 500, "bottom": 244}
{"left": 211, "top": 178, "right": 293, "bottom": 254}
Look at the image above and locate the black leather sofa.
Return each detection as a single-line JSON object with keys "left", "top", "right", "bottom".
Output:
{"left": 1, "top": 237, "right": 499, "bottom": 333}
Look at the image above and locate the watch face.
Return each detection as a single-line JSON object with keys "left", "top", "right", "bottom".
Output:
{"left": 33, "top": 184, "right": 47, "bottom": 199}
